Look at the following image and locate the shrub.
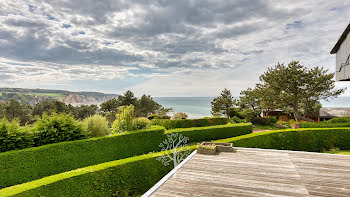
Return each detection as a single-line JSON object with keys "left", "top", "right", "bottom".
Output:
{"left": 230, "top": 116, "right": 247, "bottom": 123}
{"left": 0, "top": 150, "right": 186, "bottom": 197}
{"left": 161, "top": 115, "right": 171, "bottom": 119}
{"left": 0, "top": 118, "right": 34, "bottom": 152}
{"left": 217, "top": 128, "right": 350, "bottom": 152}
{"left": 240, "top": 109, "right": 255, "bottom": 122}
{"left": 152, "top": 117, "right": 227, "bottom": 129}
{"left": 112, "top": 105, "right": 134, "bottom": 133}
{"left": 147, "top": 114, "right": 161, "bottom": 120}
{"left": 0, "top": 127, "right": 166, "bottom": 188}
{"left": 327, "top": 117, "right": 350, "bottom": 123}
{"left": 252, "top": 116, "right": 278, "bottom": 125}
{"left": 33, "top": 113, "right": 86, "bottom": 146}
{"left": 132, "top": 117, "right": 151, "bottom": 130}
{"left": 173, "top": 112, "right": 188, "bottom": 120}
{"left": 83, "top": 115, "right": 110, "bottom": 137}
{"left": 167, "top": 123, "right": 252, "bottom": 143}
{"left": 300, "top": 121, "right": 350, "bottom": 128}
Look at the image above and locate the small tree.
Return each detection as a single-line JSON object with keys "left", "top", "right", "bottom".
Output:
{"left": 156, "top": 133, "right": 191, "bottom": 168}
{"left": 112, "top": 105, "right": 135, "bottom": 133}
{"left": 211, "top": 88, "right": 235, "bottom": 121}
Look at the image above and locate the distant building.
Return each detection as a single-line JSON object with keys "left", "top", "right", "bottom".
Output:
{"left": 318, "top": 107, "right": 350, "bottom": 121}
{"left": 331, "top": 23, "right": 350, "bottom": 81}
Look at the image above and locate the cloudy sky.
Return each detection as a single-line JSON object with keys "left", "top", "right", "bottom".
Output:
{"left": 1, "top": 0, "right": 350, "bottom": 96}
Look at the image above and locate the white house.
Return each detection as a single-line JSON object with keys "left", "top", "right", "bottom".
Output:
{"left": 331, "top": 23, "right": 350, "bottom": 81}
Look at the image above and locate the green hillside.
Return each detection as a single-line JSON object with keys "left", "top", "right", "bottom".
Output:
{"left": 0, "top": 88, "right": 119, "bottom": 104}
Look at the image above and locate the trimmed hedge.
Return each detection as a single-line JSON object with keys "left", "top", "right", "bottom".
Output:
{"left": 168, "top": 123, "right": 252, "bottom": 143}
{"left": 151, "top": 117, "right": 227, "bottom": 129}
{"left": 300, "top": 122, "right": 350, "bottom": 128}
{"left": 0, "top": 127, "right": 165, "bottom": 189}
{"left": 0, "top": 149, "right": 198, "bottom": 197}
{"left": 252, "top": 116, "right": 278, "bottom": 125}
{"left": 0, "top": 123, "right": 252, "bottom": 189}
{"left": 217, "top": 128, "right": 350, "bottom": 152}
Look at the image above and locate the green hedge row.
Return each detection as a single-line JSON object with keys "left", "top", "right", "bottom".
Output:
{"left": 167, "top": 123, "right": 252, "bottom": 143}
{"left": 0, "top": 127, "right": 165, "bottom": 189}
{"left": 217, "top": 128, "right": 350, "bottom": 152}
{"left": 0, "top": 114, "right": 87, "bottom": 153}
{"left": 0, "top": 123, "right": 252, "bottom": 188}
{"left": 301, "top": 122, "right": 350, "bottom": 128}
{"left": 151, "top": 117, "right": 227, "bottom": 129}
{"left": 0, "top": 150, "right": 187, "bottom": 197}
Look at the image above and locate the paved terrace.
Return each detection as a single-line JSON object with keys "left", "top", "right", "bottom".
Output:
{"left": 145, "top": 148, "right": 350, "bottom": 197}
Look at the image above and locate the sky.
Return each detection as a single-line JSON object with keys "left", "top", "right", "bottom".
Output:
{"left": 1, "top": 0, "right": 350, "bottom": 97}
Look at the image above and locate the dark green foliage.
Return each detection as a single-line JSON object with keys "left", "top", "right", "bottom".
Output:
{"left": 32, "top": 100, "right": 70, "bottom": 117}
{"left": 211, "top": 88, "right": 235, "bottom": 120}
{"left": 168, "top": 123, "right": 252, "bottom": 143}
{"left": 0, "top": 127, "right": 166, "bottom": 188}
{"left": 14, "top": 157, "right": 173, "bottom": 197}
{"left": 148, "top": 114, "right": 162, "bottom": 120}
{"left": 33, "top": 113, "right": 86, "bottom": 146}
{"left": 252, "top": 116, "right": 278, "bottom": 125}
{"left": 230, "top": 116, "right": 247, "bottom": 123}
{"left": 301, "top": 121, "right": 350, "bottom": 128}
{"left": 224, "top": 128, "right": 350, "bottom": 152}
{"left": 71, "top": 104, "right": 98, "bottom": 120}
{"left": 151, "top": 117, "right": 228, "bottom": 129}
{"left": 0, "top": 118, "right": 34, "bottom": 152}
{"left": 1, "top": 99, "right": 33, "bottom": 125}
{"left": 327, "top": 117, "right": 350, "bottom": 123}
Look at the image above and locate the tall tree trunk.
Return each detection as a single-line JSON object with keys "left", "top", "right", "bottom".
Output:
{"left": 293, "top": 104, "right": 301, "bottom": 121}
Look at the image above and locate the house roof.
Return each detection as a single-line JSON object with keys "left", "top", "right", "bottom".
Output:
{"left": 331, "top": 23, "right": 350, "bottom": 54}
{"left": 319, "top": 107, "right": 350, "bottom": 118}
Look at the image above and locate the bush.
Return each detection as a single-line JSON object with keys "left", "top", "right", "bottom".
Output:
{"left": 240, "top": 109, "right": 255, "bottom": 122}
{"left": 252, "top": 116, "right": 278, "bottom": 125}
{"left": 230, "top": 116, "right": 247, "bottom": 123}
{"left": 147, "top": 114, "right": 161, "bottom": 120}
{"left": 300, "top": 121, "right": 350, "bottom": 128}
{"left": 33, "top": 113, "right": 86, "bottom": 146}
{"left": 0, "top": 127, "right": 166, "bottom": 188}
{"left": 173, "top": 112, "right": 188, "bottom": 120}
{"left": 218, "top": 128, "right": 350, "bottom": 152}
{"left": 112, "top": 105, "right": 134, "bottom": 133}
{"left": 132, "top": 117, "right": 151, "bottom": 130}
{"left": 160, "top": 115, "right": 171, "bottom": 119}
{"left": 327, "top": 117, "right": 350, "bottom": 123}
{"left": 151, "top": 117, "right": 227, "bottom": 129}
{"left": 0, "top": 118, "right": 34, "bottom": 152}
{"left": 167, "top": 123, "right": 252, "bottom": 143}
{"left": 0, "top": 151, "right": 183, "bottom": 196}
{"left": 83, "top": 115, "right": 110, "bottom": 137}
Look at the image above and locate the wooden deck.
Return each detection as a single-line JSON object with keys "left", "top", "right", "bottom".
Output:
{"left": 149, "top": 148, "right": 350, "bottom": 197}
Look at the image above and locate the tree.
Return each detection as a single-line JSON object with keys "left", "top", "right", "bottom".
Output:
{"left": 112, "top": 105, "right": 135, "bottom": 132}
{"left": 211, "top": 88, "right": 235, "bottom": 121}
{"left": 139, "top": 94, "right": 161, "bottom": 117}
{"left": 32, "top": 99, "right": 69, "bottom": 117}
{"left": 4, "top": 99, "right": 33, "bottom": 125}
{"left": 238, "top": 88, "right": 261, "bottom": 117}
{"left": 72, "top": 105, "right": 98, "bottom": 120}
{"left": 257, "top": 61, "right": 345, "bottom": 121}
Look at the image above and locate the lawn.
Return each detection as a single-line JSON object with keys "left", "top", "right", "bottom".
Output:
{"left": 326, "top": 150, "right": 350, "bottom": 155}
{"left": 253, "top": 125, "right": 287, "bottom": 131}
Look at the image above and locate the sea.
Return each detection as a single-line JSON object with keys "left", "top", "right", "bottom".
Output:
{"left": 154, "top": 97, "right": 350, "bottom": 119}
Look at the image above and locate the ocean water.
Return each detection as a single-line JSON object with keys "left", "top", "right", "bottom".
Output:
{"left": 154, "top": 96, "right": 350, "bottom": 119}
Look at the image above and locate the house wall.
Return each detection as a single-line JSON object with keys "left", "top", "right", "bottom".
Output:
{"left": 336, "top": 33, "right": 350, "bottom": 81}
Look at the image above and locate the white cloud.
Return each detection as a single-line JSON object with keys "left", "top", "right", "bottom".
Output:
{"left": 0, "top": 0, "right": 350, "bottom": 96}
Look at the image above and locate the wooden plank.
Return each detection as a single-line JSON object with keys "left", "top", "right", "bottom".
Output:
{"left": 150, "top": 148, "right": 350, "bottom": 197}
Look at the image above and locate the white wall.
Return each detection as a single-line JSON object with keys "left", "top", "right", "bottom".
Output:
{"left": 336, "top": 33, "right": 350, "bottom": 81}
